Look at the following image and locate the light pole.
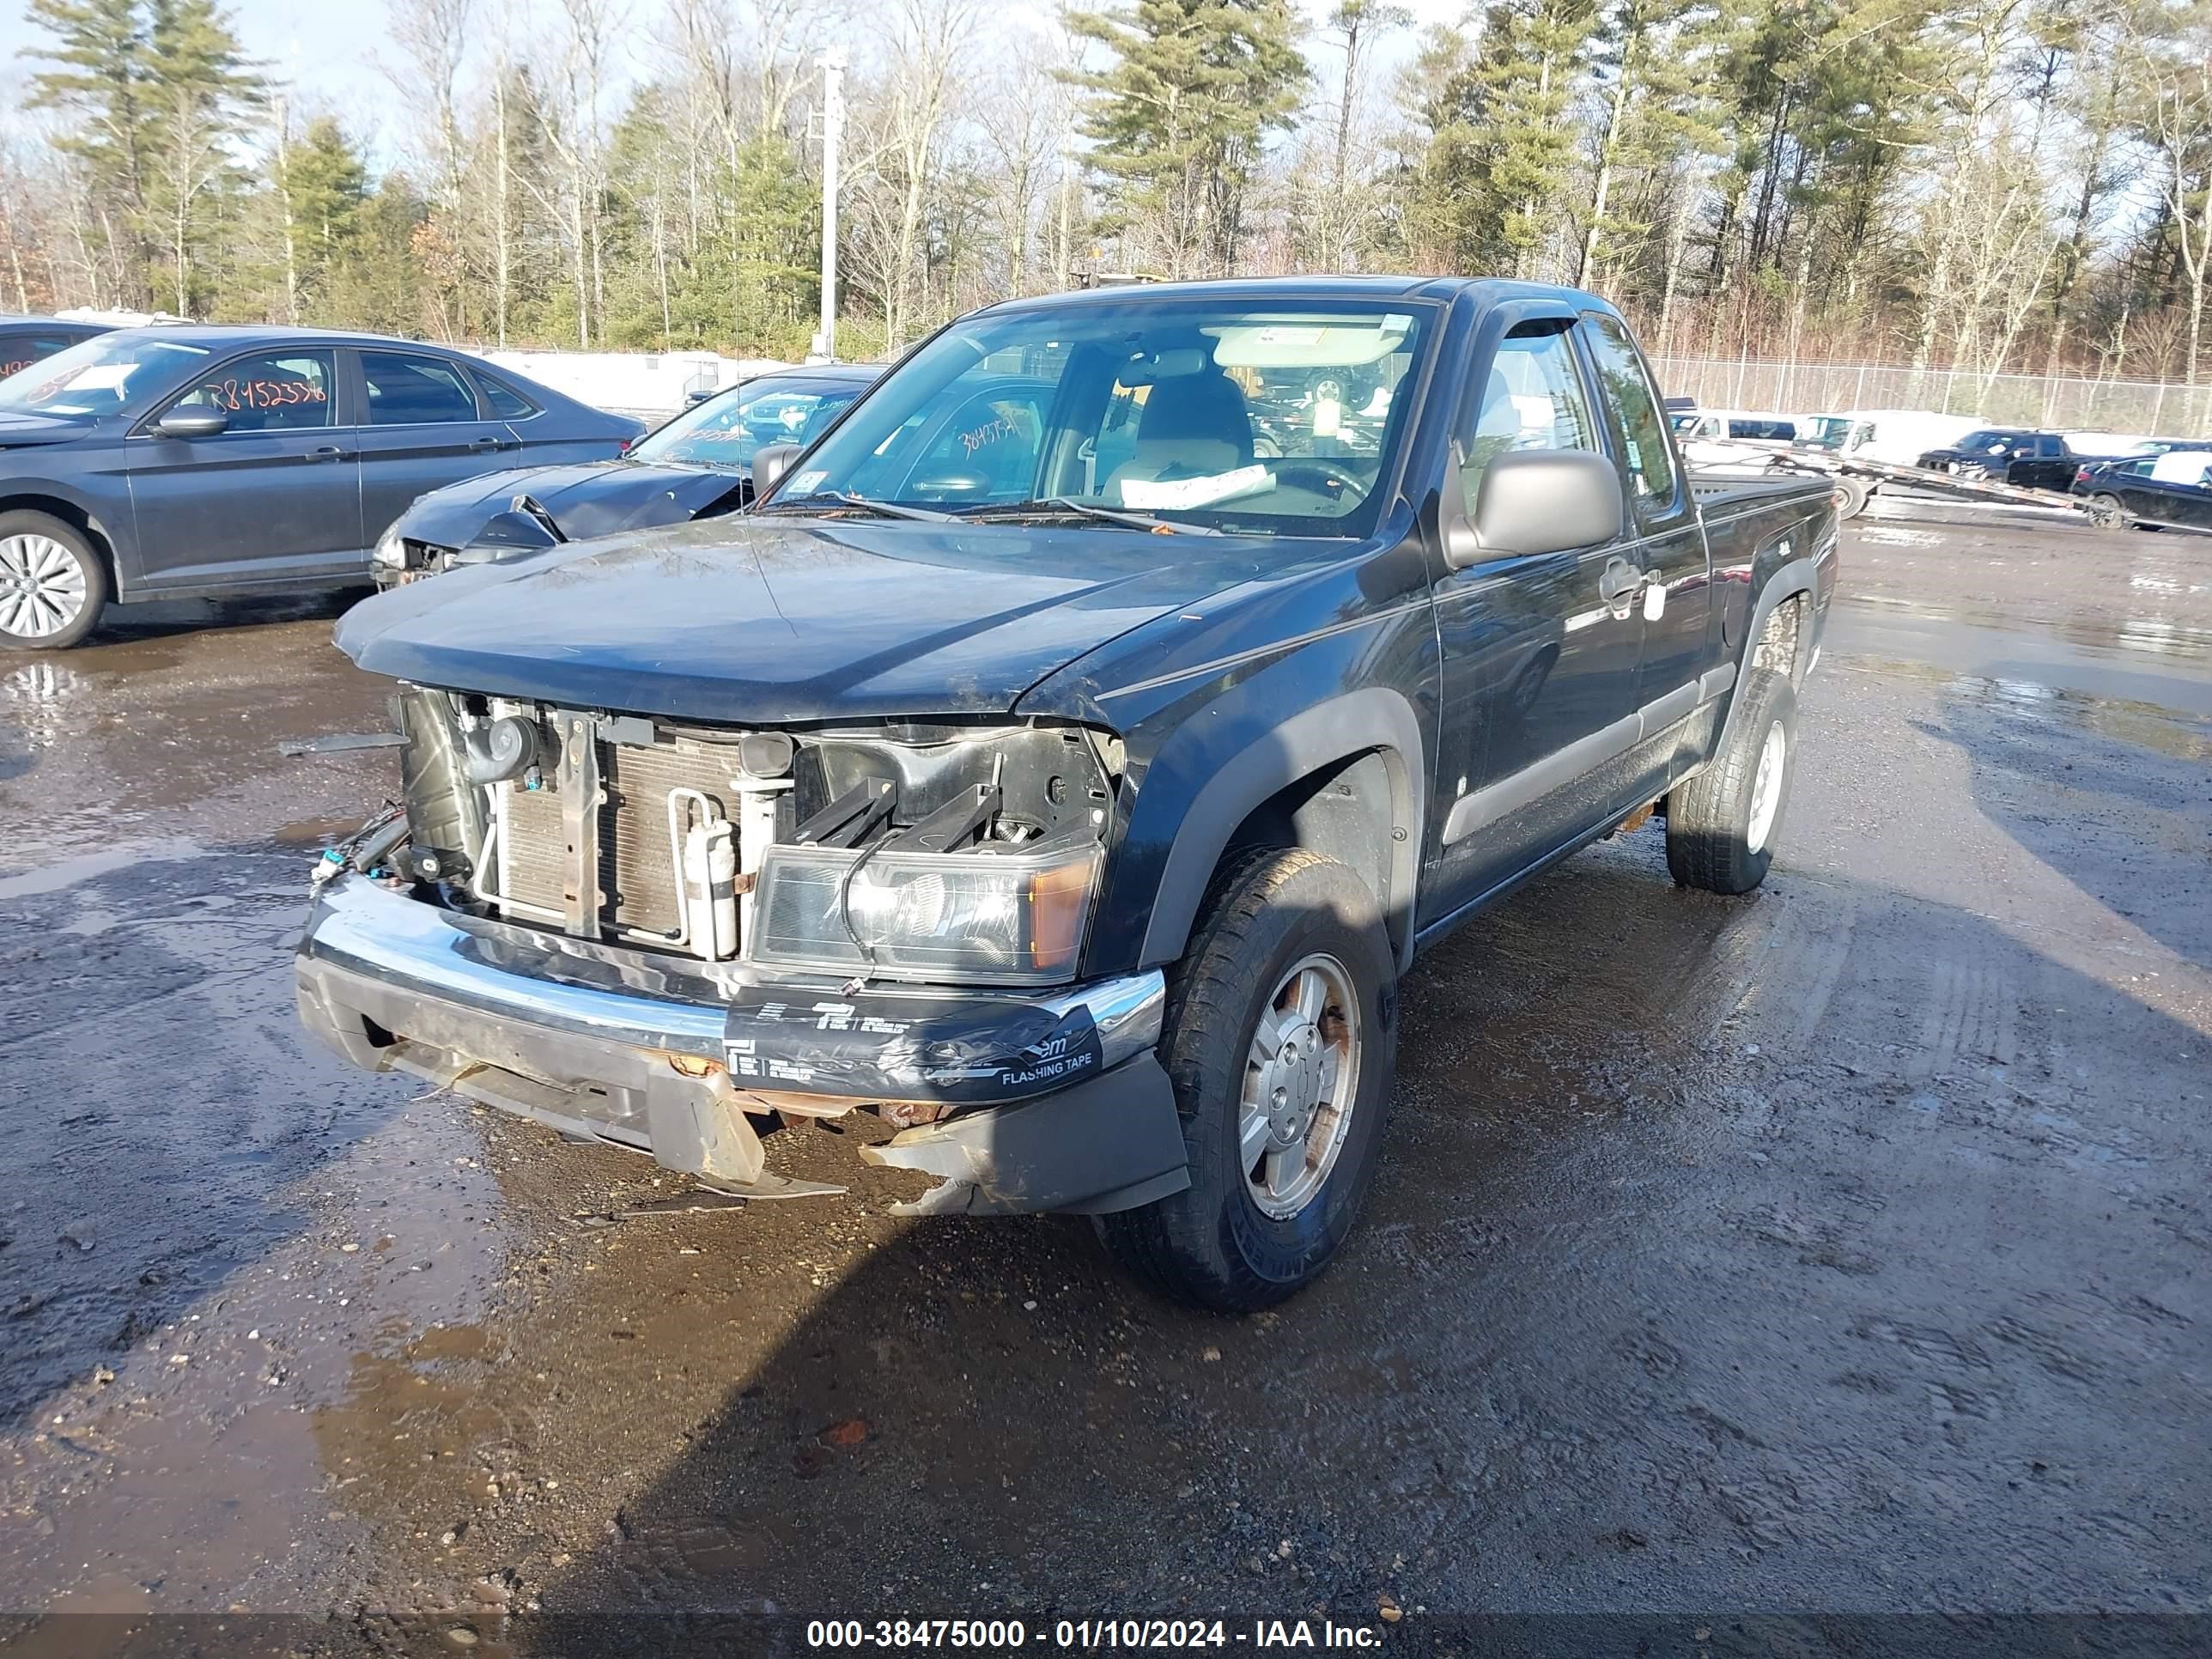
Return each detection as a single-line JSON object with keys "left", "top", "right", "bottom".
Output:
{"left": 815, "top": 48, "right": 847, "bottom": 362}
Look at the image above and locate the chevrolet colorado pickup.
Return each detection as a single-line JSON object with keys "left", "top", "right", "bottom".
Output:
{"left": 297, "top": 278, "right": 1839, "bottom": 1310}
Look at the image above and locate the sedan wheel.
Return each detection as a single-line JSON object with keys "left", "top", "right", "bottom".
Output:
{"left": 0, "top": 514, "right": 106, "bottom": 651}
{"left": 2087, "top": 493, "right": 2129, "bottom": 532}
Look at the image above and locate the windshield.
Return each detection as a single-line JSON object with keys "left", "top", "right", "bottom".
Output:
{"left": 632, "top": 374, "right": 869, "bottom": 467}
{"left": 0, "top": 332, "right": 210, "bottom": 418}
{"left": 769, "top": 296, "right": 1437, "bottom": 537}
{"left": 1958, "top": 429, "right": 2017, "bottom": 452}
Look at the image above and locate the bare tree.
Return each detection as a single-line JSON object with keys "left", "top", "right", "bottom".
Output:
{"left": 2138, "top": 1, "right": 2212, "bottom": 424}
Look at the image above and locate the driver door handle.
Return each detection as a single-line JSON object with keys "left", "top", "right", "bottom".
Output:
{"left": 1597, "top": 556, "right": 1646, "bottom": 608}
{"left": 308, "top": 445, "right": 352, "bottom": 462}
{"left": 469, "top": 436, "right": 511, "bottom": 452}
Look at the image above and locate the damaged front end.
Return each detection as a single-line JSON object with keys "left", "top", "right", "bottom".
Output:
{"left": 295, "top": 689, "right": 1188, "bottom": 1215}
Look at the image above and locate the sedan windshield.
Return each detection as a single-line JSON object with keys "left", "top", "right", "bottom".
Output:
{"left": 632, "top": 375, "right": 868, "bottom": 468}
{"left": 767, "top": 297, "right": 1437, "bottom": 537}
{"left": 0, "top": 332, "right": 210, "bottom": 418}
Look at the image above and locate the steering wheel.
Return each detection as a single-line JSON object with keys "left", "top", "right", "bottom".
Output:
{"left": 1269, "top": 460, "right": 1368, "bottom": 505}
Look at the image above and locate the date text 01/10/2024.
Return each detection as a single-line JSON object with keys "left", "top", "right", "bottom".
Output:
{"left": 803, "top": 1619, "right": 1386, "bottom": 1649}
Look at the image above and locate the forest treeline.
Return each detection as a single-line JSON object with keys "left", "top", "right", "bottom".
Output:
{"left": 3, "top": 0, "right": 2209, "bottom": 390}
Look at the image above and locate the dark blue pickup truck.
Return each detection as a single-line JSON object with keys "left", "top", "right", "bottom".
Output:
{"left": 296, "top": 278, "right": 1839, "bottom": 1310}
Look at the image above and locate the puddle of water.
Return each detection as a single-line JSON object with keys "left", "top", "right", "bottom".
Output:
{"left": 0, "top": 838, "right": 210, "bottom": 901}
{"left": 273, "top": 816, "right": 366, "bottom": 849}
{"left": 1835, "top": 593, "right": 2212, "bottom": 665}
{"left": 1848, "top": 653, "right": 2211, "bottom": 759}
{"left": 1826, "top": 603, "right": 2212, "bottom": 720}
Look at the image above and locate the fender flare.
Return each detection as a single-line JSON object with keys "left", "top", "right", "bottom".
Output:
{"left": 1137, "top": 685, "right": 1426, "bottom": 975}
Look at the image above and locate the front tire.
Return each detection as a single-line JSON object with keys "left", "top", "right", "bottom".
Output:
{"left": 0, "top": 512, "right": 106, "bottom": 651}
{"left": 1098, "top": 848, "right": 1398, "bottom": 1311}
{"left": 1666, "top": 670, "right": 1798, "bottom": 895}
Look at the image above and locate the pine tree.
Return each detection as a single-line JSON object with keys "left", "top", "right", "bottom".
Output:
{"left": 1400, "top": 0, "right": 1603, "bottom": 280}
{"left": 27, "top": 0, "right": 259, "bottom": 313}
{"left": 27, "top": 0, "right": 156, "bottom": 303}
{"left": 280, "top": 117, "right": 371, "bottom": 315}
{"left": 1063, "top": 0, "right": 1309, "bottom": 276}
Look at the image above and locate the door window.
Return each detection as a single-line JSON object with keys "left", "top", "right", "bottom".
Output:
{"left": 172, "top": 351, "right": 335, "bottom": 432}
{"left": 1461, "top": 324, "right": 1601, "bottom": 511}
{"left": 1580, "top": 315, "right": 1679, "bottom": 508}
{"left": 362, "top": 352, "right": 481, "bottom": 425}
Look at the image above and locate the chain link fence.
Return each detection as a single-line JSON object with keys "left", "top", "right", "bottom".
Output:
{"left": 1648, "top": 355, "right": 2212, "bottom": 438}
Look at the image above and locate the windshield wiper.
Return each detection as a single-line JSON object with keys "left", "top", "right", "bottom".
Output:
{"left": 960, "top": 496, "right": 1221, "bottom": 536}
{"left": 760, "top": 490, "right": 959, "bottom": 523}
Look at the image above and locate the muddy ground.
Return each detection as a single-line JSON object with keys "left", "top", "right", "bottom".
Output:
{"left": 0, "top": 495, "right": 2206, "bottom": 1655}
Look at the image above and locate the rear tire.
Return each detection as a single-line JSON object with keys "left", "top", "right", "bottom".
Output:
{"left": 2087, "top": 493, "right": 2130, "bottom": 531}
{"left": 1666, "top": 670, "right": 1798, "bottom": 895}
{"left": 1097, "top": 848, "right": 1398, "bottom": 1311}
{"left": 1835, "top": 477, "right": 1871, "bottom": 520}
{"left": 0, "top": 511, "right": 106, "bottom": 651}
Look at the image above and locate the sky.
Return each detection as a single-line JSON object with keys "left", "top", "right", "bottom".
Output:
{"left": 0, "top": 0, "right": 1467, "bottom": 173}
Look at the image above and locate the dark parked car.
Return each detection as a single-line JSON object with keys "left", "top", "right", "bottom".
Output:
{"left": 298, "top": 277, "right": 1838, "bottom": 1310}
{"left": 0, "top": 316, "right": 115, "bottom": 380}
{"left": 1917, "top": 427, "right": 2057, "bottom": 476}
{"left": 0, "top": 325, "right": 642, "bottom": 648}
{"left": 2072, "top": 452, "right": 2212, "bottom": 531}
{"left": 373, "top": 363, "right": 881, "bottom": 586}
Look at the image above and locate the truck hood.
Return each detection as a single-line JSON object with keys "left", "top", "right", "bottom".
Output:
{"left": 335, "top": 513, "right": 1283, "bottom": 724}
{"left": 397, "top": 459, "right": 744, "bottom": 546}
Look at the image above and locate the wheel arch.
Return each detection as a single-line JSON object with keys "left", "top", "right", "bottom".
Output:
{"left": 1713, "top": 558, "right": 1816, "bottom": 762}
{"left": 1135, "top": 687, "right": 1425, "bottom": 975}
{"left": 0, "top": 491, "right": 123, "bottom": 593}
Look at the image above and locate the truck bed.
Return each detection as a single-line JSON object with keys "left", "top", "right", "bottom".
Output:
{"left": 1689, "top": 471, "right": 1836, "bottom": 513}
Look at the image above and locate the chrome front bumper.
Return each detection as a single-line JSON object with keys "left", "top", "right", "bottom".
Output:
{"left": 295, "top": 876, "right": 1188, "bottom": 1214}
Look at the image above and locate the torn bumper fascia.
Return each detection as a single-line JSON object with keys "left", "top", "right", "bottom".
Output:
{"left": 294, "top": 875, "right": 1188, "bottom": 1214}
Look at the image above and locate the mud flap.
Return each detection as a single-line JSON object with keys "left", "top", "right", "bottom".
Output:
{"left": 860, "top": 1054, "right": 1189, "bottom": 1217}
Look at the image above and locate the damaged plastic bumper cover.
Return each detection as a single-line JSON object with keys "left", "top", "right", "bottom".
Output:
{"left": 294, "top": 876, "right": 1188, "bottom": 1215}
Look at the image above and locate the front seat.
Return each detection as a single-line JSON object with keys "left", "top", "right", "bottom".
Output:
{"left": 1105, "top": 369, "right": 1255, "bottom": 501}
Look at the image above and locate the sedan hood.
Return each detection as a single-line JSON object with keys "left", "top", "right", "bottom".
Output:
{"left": 336, "top": 514, "right": 1284, "bottom": 724}
{"left": 397, "top": 459, "right": 747, "bottom": 546}
{"left": 0, "top": 411, "right": 94, "bottom": 450}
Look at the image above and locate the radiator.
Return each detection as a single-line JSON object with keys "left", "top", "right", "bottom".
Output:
{"left": 498, "top": 727, "right": 744, "bottom": 946}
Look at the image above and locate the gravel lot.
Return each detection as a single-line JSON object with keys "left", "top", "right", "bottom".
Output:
{"left": 0, "top": 495, "right": 2205, "bottom": 1656}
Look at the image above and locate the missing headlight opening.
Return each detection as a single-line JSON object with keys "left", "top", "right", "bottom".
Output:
{"left": 383, "top": 686, "right": 1120, "bottom": 984}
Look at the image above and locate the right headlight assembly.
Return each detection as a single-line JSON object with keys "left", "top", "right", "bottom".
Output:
{"left": 749, "top": 837, "right": 1103, "bottom": 987}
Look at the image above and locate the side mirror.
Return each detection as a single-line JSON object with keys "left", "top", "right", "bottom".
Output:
{"left": 157, "top": 408, "right": 228, "bottom": 439}
{"left": 752, "top": 442, "right": 801, "bottom": 498}
{"left": 1448, "top": 449, "right": 1623, "bottom": 568}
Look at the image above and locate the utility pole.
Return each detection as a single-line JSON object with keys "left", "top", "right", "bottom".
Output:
{"left": 815, "top": 48, "right": 847, "bottom": 362}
